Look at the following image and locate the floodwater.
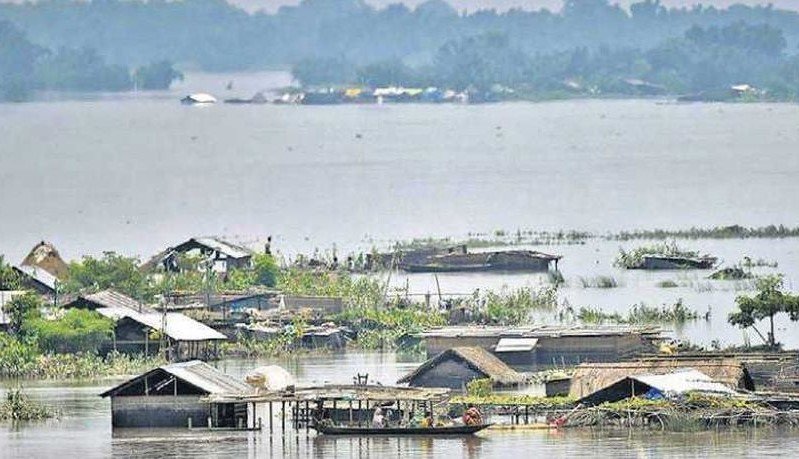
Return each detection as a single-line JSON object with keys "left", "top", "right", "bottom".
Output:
{"left": 3, "top": 352, "right": 799, "bottom": 457}
{"left": 1, "top": 71, "right": 799, "bottom": 344}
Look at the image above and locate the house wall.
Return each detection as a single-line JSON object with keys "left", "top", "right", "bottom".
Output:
{"left": 408, "top": 357, "right": 486, "bottom": 390}
{"left": 110, "top": 395, "right": 209, "bottom": 428}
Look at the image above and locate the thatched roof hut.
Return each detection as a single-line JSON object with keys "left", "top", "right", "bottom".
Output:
{"left": 397, "top": 346, "right": 525, "bottom": 390}
{"left": 569, "top": 358, "right": 754, "bottom": 399}
{"left": 21, "top": 241, "right": 69, "bottom": 280}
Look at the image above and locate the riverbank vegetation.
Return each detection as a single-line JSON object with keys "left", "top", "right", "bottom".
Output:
{"left": 6, "top": 1, "right": 799, "bottom": 101}
{"left": 0, "top": 21, "right": 181, "bottom": 101}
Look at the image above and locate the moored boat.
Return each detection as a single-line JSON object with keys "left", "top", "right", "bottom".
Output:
{"left": 313, "top": 423, "right": 491, "bottom": 436}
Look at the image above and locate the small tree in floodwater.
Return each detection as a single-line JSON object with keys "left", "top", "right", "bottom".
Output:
{"left": 728, "top": 275, "right": 799, "bottom": 348}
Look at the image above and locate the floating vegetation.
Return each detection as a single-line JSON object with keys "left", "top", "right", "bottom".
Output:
{"left": 741, "top": 257, "right": 779, "bottom": 268}
{"left": 577, "top": 299, "right": 699, "bottom": 325}
{"left": 578, "top": 275, "right": 619, "bottom": 289}
{"left": 565, "top": 394, "right": 799, "bottom": 430}
{"left": 613, "top": 224, "right": 799, "bottom": 241}
{"left": 614, "top": 241, "right": 705, "bottom": 269}
{"left": 476, "top": 286, "right": 560, "bottom": 325}
{"left": 656, "top": 280, "right": 679, "bottom": 288}
{"left": 452, "top": 394, "right": 576, "bottom": 409}
{"left": 0, "top": 389, "right": 56, "bottom": 422}
{"left": 709, "top": 267, "right": 753, "bottom": 280}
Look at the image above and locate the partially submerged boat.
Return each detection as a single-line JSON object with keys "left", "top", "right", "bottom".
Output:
{"left": 313, "top": 423, "right": 491, "bottom": 436}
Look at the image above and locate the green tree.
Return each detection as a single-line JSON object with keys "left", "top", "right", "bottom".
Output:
{"left": 24, "top": 309, "right": 114, "bottom": 354}
{"left": 253, "top": 254, "right": 279, "bottom": 288}
{"left": 728, "top": 275, "right": 799, "bottom": 348}
{"left": 0, "top": 255, "right": 20, "bottom": 290}
{"left": 133, "top": 60, "right": 183, "bottom": 90}
{"left": 64, "top": 252, "right": 149, "bottom": 300}
{"left": 4, "top": 292, "right": 43, "bottom": 336}
{"left": 0, "top": 21, "right": 43, "bottom": 101}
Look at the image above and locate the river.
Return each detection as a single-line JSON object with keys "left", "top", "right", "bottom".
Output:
{"left": 2, "top": 71, "right": 799, "bottom": 455}
{"left": 3, "top": 352, "right": 799, "bottom": 457}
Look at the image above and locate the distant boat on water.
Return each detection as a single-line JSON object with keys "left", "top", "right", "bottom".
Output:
{"left": 181, "top": 93, "right": 217, "bottom": 105}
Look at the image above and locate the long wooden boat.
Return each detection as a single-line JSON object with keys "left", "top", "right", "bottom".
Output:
{"left": 313, "top": 423, "right": 491, "bottom": 436}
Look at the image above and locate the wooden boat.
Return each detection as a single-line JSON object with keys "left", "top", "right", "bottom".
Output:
{"left": 313, "top": 423, "right": 491, "bottom": 436}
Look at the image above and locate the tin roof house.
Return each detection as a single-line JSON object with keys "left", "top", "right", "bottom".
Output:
{"left": 64, "top": 289, "right": 227, "bottom": 360}
{"left": 100, "top": 360, "right": 253, "bottom": 428}
{"left": 142, "top": 237, "right": 254, "bottom": 274}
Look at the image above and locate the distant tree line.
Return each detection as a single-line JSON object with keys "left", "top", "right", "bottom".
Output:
{"left": 0, "top": 21, "right": 182, "bottom": 101}
{"left": 4, "top": 0, "right": 799, "bottom": 99}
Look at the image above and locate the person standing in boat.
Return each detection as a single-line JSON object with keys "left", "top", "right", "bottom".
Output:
{"left": 372, "top": 407, "right": 385, "bottom": 428}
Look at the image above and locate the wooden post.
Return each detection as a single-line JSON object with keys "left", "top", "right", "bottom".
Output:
{"left": 281, "top": 401, "right": 286, "bottom": 434}
{"left": 525, "top": 406, "right": 529, "bottom": 424}
{"left": 349, "top": 401, "right": 353, "bottom": 424}
{"left": 358, "top": 401, "right": 362, "bottom": 427}
{"left": 269, "top": 402, "right": 273, "bottom": 434}
{"left": 305, "top": 401, "right": 310, "bottom": 433}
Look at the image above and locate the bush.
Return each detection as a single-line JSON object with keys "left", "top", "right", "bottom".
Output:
{"left": 253, "top": 254, "right": 279, "bottom": 287}
{"left": 24, "top": 309, "right": 114, "bottom": 354}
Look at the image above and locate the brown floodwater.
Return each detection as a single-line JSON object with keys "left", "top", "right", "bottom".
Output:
{"left": 2, "top": 352, "right": 799, "bottom": 457}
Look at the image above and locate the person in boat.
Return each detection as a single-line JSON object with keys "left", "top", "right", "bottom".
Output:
{"left": 372, "top": 407, "right": 386, "bottom": 428}
{"left": 462, "top": 405, "right": 483, "bottom": 426}
{"left": 420, "top": 411, "right": 434, "bottom": 428}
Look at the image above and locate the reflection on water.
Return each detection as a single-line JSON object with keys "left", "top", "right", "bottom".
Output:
{"left": 3, "top": 352, "right": 799, "bottom": 457}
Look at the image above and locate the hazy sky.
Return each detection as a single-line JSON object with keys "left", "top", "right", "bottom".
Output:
{"left": 226, "top": 0, "right": 799, "bottom": 14}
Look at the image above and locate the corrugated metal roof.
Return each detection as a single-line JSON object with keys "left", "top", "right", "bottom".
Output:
{"left": 165, "top": 360, "right": 251, "bottom": 394}
{"left": 495, "top": 338, "right": 539, "bottom": 353}
{"left": 78, "top": 290, "right": 155, "bottom": 313}
{"left": 13, "top": 265, "right": 58, "bottom": 291}
{"left": 95, "top": 307, "right": 226, "bottom": 342}
{"left": 634, "top": 369, "right": 738, "bottom": 396}
{"left": 191, "top": 237, "right": 252, "bottom": 259}
{"left": 100, "top": 360, "right": 251, "bottom": 397}
{"left": 419, "top": 324, "right": 662, "bottom": 338}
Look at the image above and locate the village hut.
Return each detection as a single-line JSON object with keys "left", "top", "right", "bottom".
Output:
{"left": 12, "top": 265, "right": 59, "bottom": 297}
{"left": 397, "top": 346, "right": 526, "bottom": 391}
{"left": 100, "top": 360, "right": 253, "bottom": 428}
{"left": 569, "top": 358, "right": 754, "bottom": 400}
{"left": 576, "top": 368, "right": 742, "bottom": 406}
{"left": 20, "top": 241, "right": 69, "bottom": 280}
{"left": 418, "top": 325, "right": 662, "bottom": 368}
{"left": 64, "top": 289, "right": 227, "bottom": 360}
{"left": 141, "top": 236, "right": 253, "bottom": 274}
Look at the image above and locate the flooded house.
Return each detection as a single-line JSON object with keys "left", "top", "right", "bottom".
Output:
{"left": 64, "top": 289, "right": 227, "bottom": 360}
{"left": 398, "top": 246, "right": 561, "bottom": 273}
{"left": 575, "top": 368, "right": 741, "bottom": 406}
{"left": 101, "top": 360, "right": 253, "bottom": 428}
{"left": 397, "top": 346, "right": 526, "bottom": 391}
{"left": 418, "top": 325, "right": 662, "bottom": 370}
{"left": 639, "top": 255, "right": 717, "bottom": 270}
{"left": 142, "top": 236, "right": 254, "bottom": 274}
{"left": 12, "top": 265, "right": 59, "bottom": 298}
{"left": 569, "top": 358, "right": 755, "bottom": 401}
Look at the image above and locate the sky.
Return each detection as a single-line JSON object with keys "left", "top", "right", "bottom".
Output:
{"left": 225, "top": 0, "right": 799, "bottom": 14}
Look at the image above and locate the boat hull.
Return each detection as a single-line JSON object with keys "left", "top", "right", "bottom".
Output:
{"left": 313, "top": 424, "right": 491, "bottom": 436}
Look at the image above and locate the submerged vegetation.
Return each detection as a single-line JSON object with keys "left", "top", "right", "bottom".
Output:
{"left": 578, "top": 276, "right": 619, "bottom": 289}
{"left": 576, "top": 299, "right": 700, "bottom": 325}
{"left": 0, "top": 389, "right": 55, "bottom": 421}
